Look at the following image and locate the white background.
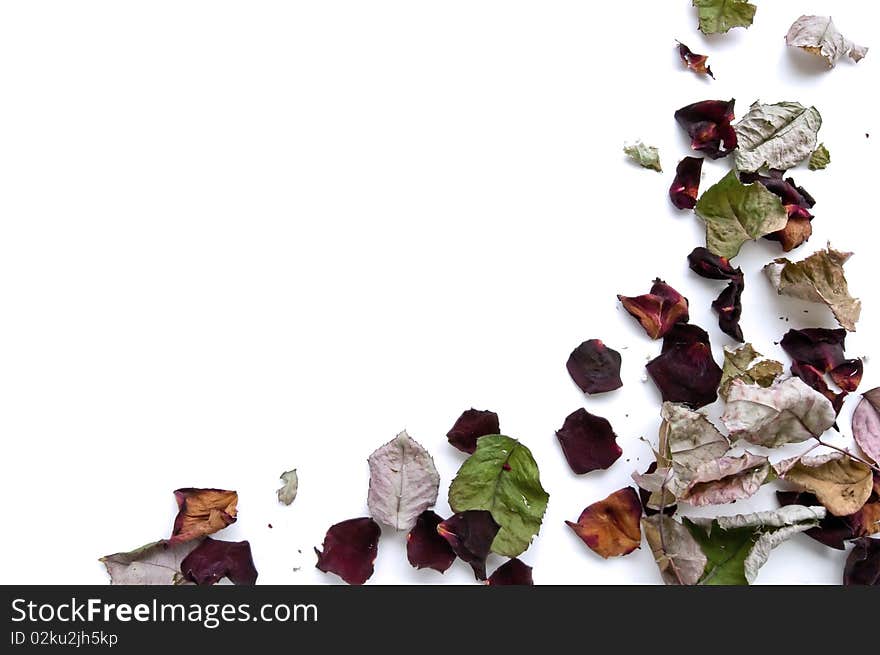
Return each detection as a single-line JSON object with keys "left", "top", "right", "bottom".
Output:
{"left": 1, "top": 1, "right": 878, "bottom": 585}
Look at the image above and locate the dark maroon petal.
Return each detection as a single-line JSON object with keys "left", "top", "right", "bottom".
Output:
{"left": 830, "top": 359, "right": 864, "bottom": 393}
{"left": 618, "top": 279, "right": 690, "bottom": 340}
{"left": 711, "top": 277, "right": 745, "bottom": 342}
{"left": 566, "top": 339, "right": 623, "bottom": 395}
{"left": 677, "top": 42, "right": 714, "bottom": 78}
{"left": 776, "top": 491, "right": 855, "bottom": 550}
{"left": 315, "top": 517, "right": 380, "bottom": 585}
{"left": 781, "top": 328, "right": 847, "bottom": 373}
{"left": 446, "top": 409, "right": 500, "bottom": 454}
{"left": 791, "top": 362, "right": 847, "bottom": 415}
{"left": 437, "top": 510, "right": 500, "bottom": 581}
{"left": 486, "top": 558, "right": 534, "bottom": 586}
{"left": 843, "top": 538, "right": 880, "bottom": 586}
{"left": 669, "top": 156, "right": 704, "bottom": 210}
{"left": 687, "top": 247, "right": 741, "bottom": 281}
{"left": 638, "top": 462, "right": 677, "bottom": 517}
{"left": 741, "top": 170, "right": 816, "bottom": 252}
{"left": 180, "top": 537, "right": 258, "bottom": 585}
{"left": 555, "top": 408, "right": 623, "bottom": 474}
{"left": 406, "top": 510, "right": 456, "bottom": 573}
{"left": 647, "top": 324, "right": 721, "bottom": 409}
{"left": 674, "top": 99, "right": 737, "bottom": 159}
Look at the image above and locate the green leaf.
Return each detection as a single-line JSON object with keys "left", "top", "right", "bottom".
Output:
{"left": 734, "top": 102, "right": 822, "bottom": 173}
{"left": 693, "top": 0, "right": 756, "bottom": 35}
{"left": 694, "top": 171, "right": 789, "bottom": 259}
{"left": 448, "top": 435, "right": 549, "bottom": 557}
{"left": 719, "top": 343, "right": 783, "bottom": 399}
{"left": 624, "top": 141, "right": 662, "bottom": 172}
{"left": 809, "top": 144, "right": 831, "bottom": 170}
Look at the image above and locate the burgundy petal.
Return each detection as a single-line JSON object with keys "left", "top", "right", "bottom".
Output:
{"left": 781, "top": 328, "right": 847, "bottom": 373}
{"left": 776, "top": 491, "right": 855, "bottom": 550}
{"left": 741, "top": 170, "right": 816, "bottom": 251}
{"left": 830, "top": 359, "right": 864, "bottom": 393}
{"left": 638, "top": 462, "right": 677, "bottom": 517}
{"left": 791, "top": 362, "right": 847, "bottom": 415}
{"left": 437, "top": 510, "right": 500, "bottom": 581}
{"left": 315, "top": 517, "right": 380, "bottom": 585}
{"left": 711, "top": 277, "right": 745, "bottom": 342}
{"left": 180, "top": 537, "right": 258, "bottom": 585}
{"left": 566, "top": 339, "right": 623, "bottom": 394}
{"left": 487, "top": 558, "right": 534, "bottom": 586}
{"left": 677, "top": 42, "right": 714, "bottom": 78}
{"left": 687, "top": 247, "right": 741, "bottom": 281}
{"left": 555, "top": 408, "right": 623, "bottom": 474}
{"left": 843, "top": 538, "right": 880, "bottom": 586}
{"left": 674, "top": 99, "right": 737, "bottom": 159}
{"left": 618, "top": 279, "right": 690, "bottom": 339}
{"left": 406, "top": 510, "right": 456, "bottom": 573}
{"left": 669, "top": 156, "right": 704, "bottom": 210}
{"left": 446, "top": 408, "right": 500, "bottom": 454}
{"left": 647, "top": 324, "right": 722, "bottom": 409}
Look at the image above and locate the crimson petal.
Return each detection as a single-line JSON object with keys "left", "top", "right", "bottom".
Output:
{"left": 446, "top": 409, "right": 500, "bottom": 454}
{"left": 712, "top": 277, "right": 745, "bottom": 342}
{"left": 791, "top": 362, "right": 847, "bottom": 415}
{"left": 487, "top": 558, "right": 534, "bottom": 586}
{"left": 669, "top": 156, "right": 704, "bottom": 210}
{"left": 556, "top": 408, "right": 622, "bottom": 474}
{"left": 315, "top": 517, "right": 380, "bottom": 585}
{"left": 566, "top": 339, "right": 623, "bottom": 395}
{"left": 781, "top": 328, "right": 847, "bottom": 373}
{"left": 844, "top": 538, "right": 880, "bottom": 586}
{"left": 437, "top": 510, "right": 500, "bottom": 581}
{"left": 677, "top": 42, "right": 714, "bottom": 78}
{"left": 830, "top": 359, "right": 864, "bottom": 393}
{"left": 687, "top": 247, "right": 741, "bottom": 281}
{"left": 618, "top": 279, "right": 690, "bottom": 339}
{"left": 647, "top": 324, "right": 722, "bottom": 409}
{"left": 674, "top": 99, "right": 737, "bottom": 159}
{"left": 180, "top": 537, "right": 258, "bottom": 585}
{"left": 406, "top": 510, "right": 456, "bottom": 573}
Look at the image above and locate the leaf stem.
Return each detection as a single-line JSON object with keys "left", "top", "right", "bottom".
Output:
{"left": 813, "top": 437, "right": 880, "bottom": 474}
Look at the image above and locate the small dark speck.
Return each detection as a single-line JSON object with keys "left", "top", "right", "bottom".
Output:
{"left": 297, "top": 549, "right": 302, "bottom": 554}
{"left": 867, "top": 133, "right": 871, "bottom": 138}
{"left": 502, "top": 462, "right": 512, "bottom": 471}
{"left": 773, "top": 341, "right": 780, "bottom": 346}
{"left": 268, "top": 523, "right": 273, "bottom": 529}
{"left": 786, "top": 318, "right": 790, "bottom": 322}
{"left": 803, "top": 310, "right": 809, "bottom": 313}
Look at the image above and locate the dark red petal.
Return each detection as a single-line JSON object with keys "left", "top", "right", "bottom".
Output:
{"left": 566, "top": 339, "right": 623, "bottom": 395}
{"left": 446, "top": 409, "right": 500, "bottom": 454}
{"left": 674, "top": 99, "right": 737, "bottom": 159}
{"left": 487, "top": 558, "right": 534, "bottom": 586}
{"left": 776, "top": 491, "right": 855, "bottom": 550}
{"left": 687, "top": 247, "right": 741, "bottom": 281}
{"left": 669, "top": 156, "right": 704, "bottom": 210}
{"left": 791, "top": 362, "right": 847, "bottom": 416}
{"left": 843, "top": 538, "right": 880, "bottom": 586}
{"left": 618, "top": 279, "right": 690, "bottom": 340}
{"left": 647, "top": 324, "right": 721, "bottom": 409}
{"left": 677, "top": 42, "right": 714, "bottom": 78}
{"left": 315, "top": 517, "right": 380, "bottom": 585}
{"left": 637, "top": 462, "right": 677, "bottom": 517}
{"left": 180, "top": 537, "right": 258, "bottom": 585}
{"left": 555, "top": 408, "right": 622, "bottom": 474}
{"left": 830, "top": 359, "right": 864, "bottom": 393}
{"left": 406, "top": 510, "right": 456, "bottom": 573}
{"left": 781, "top": 328, "right": 848, "bottom": 373}
{"left": 437, "top": 510, "right": 500, "bottom": 581}
{"left": 711, "top": 277, "right": 745, "bottom": 342}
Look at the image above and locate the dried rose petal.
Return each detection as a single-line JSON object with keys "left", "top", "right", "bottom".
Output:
{"left": 677, "top": 42, "right": 714, "bottom": 78}
{"left": 844, "top": 538, "right": 880, "bottom": 586}
{"left": 776, "top": 490, "right": 855, "bottom": 549}
{"left": 687, "top": 247, "right": 741, "bottom": 281}
{"left": 741, "top": 170, "right": 816, "bottom": 251}
{"left": 555, "top": 408, "right": 622, "bottom": 474}
{"left": 437, "top": 510, "right": 499, "bottom": 581}
{"left": 830, "top": 359, "right": 864, "bottom": 393}
{"left": 446, "top": 409, "right": 500, "bottom": 454}
{"left": 486, "top": 558, "right": 534, "bottom": 586}
{"left": 669, "top": 156, "right": 704, "bottom": 210}
{"left": 647, "top": 324, "right": 722, "bottom": 409}
{"left": 566, "top": 339, "right": 623, "bottom": 395}
{"left": 674, "top": 99, "right": 737, "bottom": 159}
{"left": 169, "top": 489, "right": 238, "bottom": 544}
{"left": 637, "top": 462, "right": 677, "bottom": 517}
{"left": 566, "top": 487, "right": 642, "bottom": 558}
{"left": 315, "top": 517, "right": 381, "bottom": 585}
{"left": 180, "top": 537, "right": 258, "bottom": 585}
{"left": 781, "top": 328, "right": 847, "bottom": 373}
{"left": 712, "top": 277, "right": 745, "bottom": 342}
{"left": 618, "top": 279, "right": 689, "bottom": 339}
{"left": 406, "top": 510, "right": 456, "bottom": 573}
{"left": 791, "top": 362, "right": 847, "bottom": 415}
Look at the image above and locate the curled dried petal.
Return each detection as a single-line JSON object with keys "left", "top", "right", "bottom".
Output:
{"left": 618, "top": 279, "right": 689, "bottom": 339}
{"left": 566, "top": 487, "right": 642, "bottom": 558}
{"left": 674, "top": 99, "right": 737, "bottom": 159}
{"left": 669, "top": 156, "right": 704, "bottom": 210}
{"left": 406, "top": 510, "right": 456, "bottom": 573}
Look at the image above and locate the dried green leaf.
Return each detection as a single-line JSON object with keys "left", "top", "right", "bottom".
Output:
{"left": 764, "top": 245, "right": 862, "bottom": 331}
{"left": 101, "top": 540, "right": 198, "bottom": 585}
{"left": 448, "top": 435, "right": 549, "bottom": 557}
{"left": 693, "top": 0, "right": 756, "bottom": 35}
{"left": 624, "top": 141, "right": 662, "bottom": 172}
{"left": 720, "top": 343, "right": 784, "bottom": 399}
{"left": 776, "top": 453, "right": 874, "bottom": 516}
{"left": 786, "top": 15, "right": 868, "bottom": 67}
{"left": 643, "top": 515, "right": 707, "bottom": 585}
{"left": 367, "top": 431, "right": 440, "bottom": 531}
{"left": 809, "top": 144, "right": 830, "bottom": 171}
{"left": 722, "top": 377, "right": 837, "bottom": 447}
{"left": 734, "top": 102, "right": 822, "bottom": 173}
{"left": 695, "top": 171, "right": 789, "bottom": 259}
{"left": 277, "top": 469, "right": 298, "bottom": 506}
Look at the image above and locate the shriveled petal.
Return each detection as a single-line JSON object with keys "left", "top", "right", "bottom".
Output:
{"left": 566, "top": 487, "right": 642, "bottom": 558}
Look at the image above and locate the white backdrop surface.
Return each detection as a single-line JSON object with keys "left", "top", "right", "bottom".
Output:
{"left": 1, "top": 1, "right": 878, "bottom": 584}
